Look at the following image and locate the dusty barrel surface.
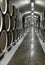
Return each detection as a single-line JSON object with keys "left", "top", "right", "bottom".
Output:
{"left": 13, "top": 30, "right": 16, "bottom": 42}
{"left": 5, "top": 13, "right": 11, "bottom": 32}
{"left": 0, "top": 2, "right": 1, "bottom": 8}
{"left": 7, "top": 30, "right": 13, "bottom": 46}
{"left": 10, "top": 16, "right": 15, "bottom": 30}
{"left": 0, "top": 30, "right": 8, "bottom": 52}
{"left": 7, "top": 1, "right": 13, "bottom": 16}
{"left": 0, "top": 11, "right": 3, "bottom": 32}
{"left": 1, "top": 0, "right": 7, "bottom": 14}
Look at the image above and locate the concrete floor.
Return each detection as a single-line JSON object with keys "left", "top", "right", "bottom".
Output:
{"left": 8, "top": 27, "right": 45, "bottom": 65}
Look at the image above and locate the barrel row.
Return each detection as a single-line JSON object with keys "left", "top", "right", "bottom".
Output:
{"left": 0, "top": 12, "right": 16, "bottom": 32}
{"left": 0, "top": 0, "right": 13, "bottom": 16}
{"left": 0, "top": 0, "right": 24, "bottom": 59}
{"left": 34, "top": 10, "right": 45, "bottom": 42}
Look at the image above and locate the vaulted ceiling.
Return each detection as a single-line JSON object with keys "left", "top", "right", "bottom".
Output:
{"left": 10, "top": 0, "right": 45, "bottom": 18}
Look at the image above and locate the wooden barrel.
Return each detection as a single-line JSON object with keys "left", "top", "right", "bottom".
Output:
{"left": 0, "top": 11, "right": 3, "bottom": 32}
{"left": 12, "top": 30, "right": 18, "bottom": 43}
{"left": 1, "top": 0, "right": 7, "bottom": 14}
{"left": 19, "top": 28, "right": 23, "bottom": 38}
{"left": 7, "top": 30, "right": 13, "bottom": 46}
{"left": 15, "top": 29, "right": 19, "bottom": 41}
{"left": 10, "top": 16, "right": 15, "bottom": 30}
{"left": 16, "top": 9, "right": 19, "bottom": 17}
{"left": 5, "top": 13, "right": 11, "bottom": 32}
{"left": 13, "top": 30, "right": 15, "bottom": 43}
{"left": 7, "top": 1, "right": 13, "bottom": 16}
{"left": 0, "top": 0, "right": 1, "bottom": 9}
{"left": 0, "top": 30, "right": 8, "bottom": 53}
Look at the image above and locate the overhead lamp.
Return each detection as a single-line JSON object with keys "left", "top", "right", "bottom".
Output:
{"left": 31, "top": 2, "right": 34, "bottom": 12}
{"left": 31, "top": 7, "right": 34, "bottom": 11}
{"left": 31, "top": 2, "right": 34, "bottom": 8}
{"left": 31, "top": 12, "right": 34, "bottom": 18}
{"left": 31, "top": 12, "right": 34, "bottom": 15}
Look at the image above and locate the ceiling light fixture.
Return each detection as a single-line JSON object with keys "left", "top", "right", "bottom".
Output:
{"left": 31, "top": 2, "right": 34, "bottom": 18}
{"left": 31, "top": 12, "right": 34, "bottom": 15}
{"left": 31, "top": 2, "right": 34, "bottom": 12}
{"left": 31, "top": 2, "right": 34, "bottom": 8}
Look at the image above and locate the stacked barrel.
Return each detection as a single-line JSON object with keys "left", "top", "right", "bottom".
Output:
{"left": 34, "top": 10, "right": 45, "bottom": 42}
{"left": 0, "top": 0, "right": 23, "bottom": 59}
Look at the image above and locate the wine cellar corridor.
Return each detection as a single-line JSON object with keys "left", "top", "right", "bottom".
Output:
{"left": 0, "top": 0, "right": 45, "bottom": 65}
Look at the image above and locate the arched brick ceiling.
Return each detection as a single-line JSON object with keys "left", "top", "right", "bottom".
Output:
{"left": 10, "top": 0, "right": 45, "bottom": 16}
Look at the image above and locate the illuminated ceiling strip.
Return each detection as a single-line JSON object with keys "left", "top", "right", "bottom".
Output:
{"left": 22, "top": 11, "right": 31, "bottom": 16}
{"left": 22, "top": 11, "right": 40, "bottom": 17}
{"left": 31, "top": 12, "right": 34, "bottom": 15}
{"left": 31, "top": 2, "right": 34, "bottom": 11}
{"left": 34, "top": 11, "right": 40, "bottom": 15}
{"left": 26, "top": 15, "right": 38, "bottom": 19}
{"left": 31, "top": 2, "right": 34, "bottom": 8}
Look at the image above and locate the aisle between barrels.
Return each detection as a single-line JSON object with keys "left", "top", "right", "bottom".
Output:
{"left": 8, "top": 27, "right": 45, "bottom": 65}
